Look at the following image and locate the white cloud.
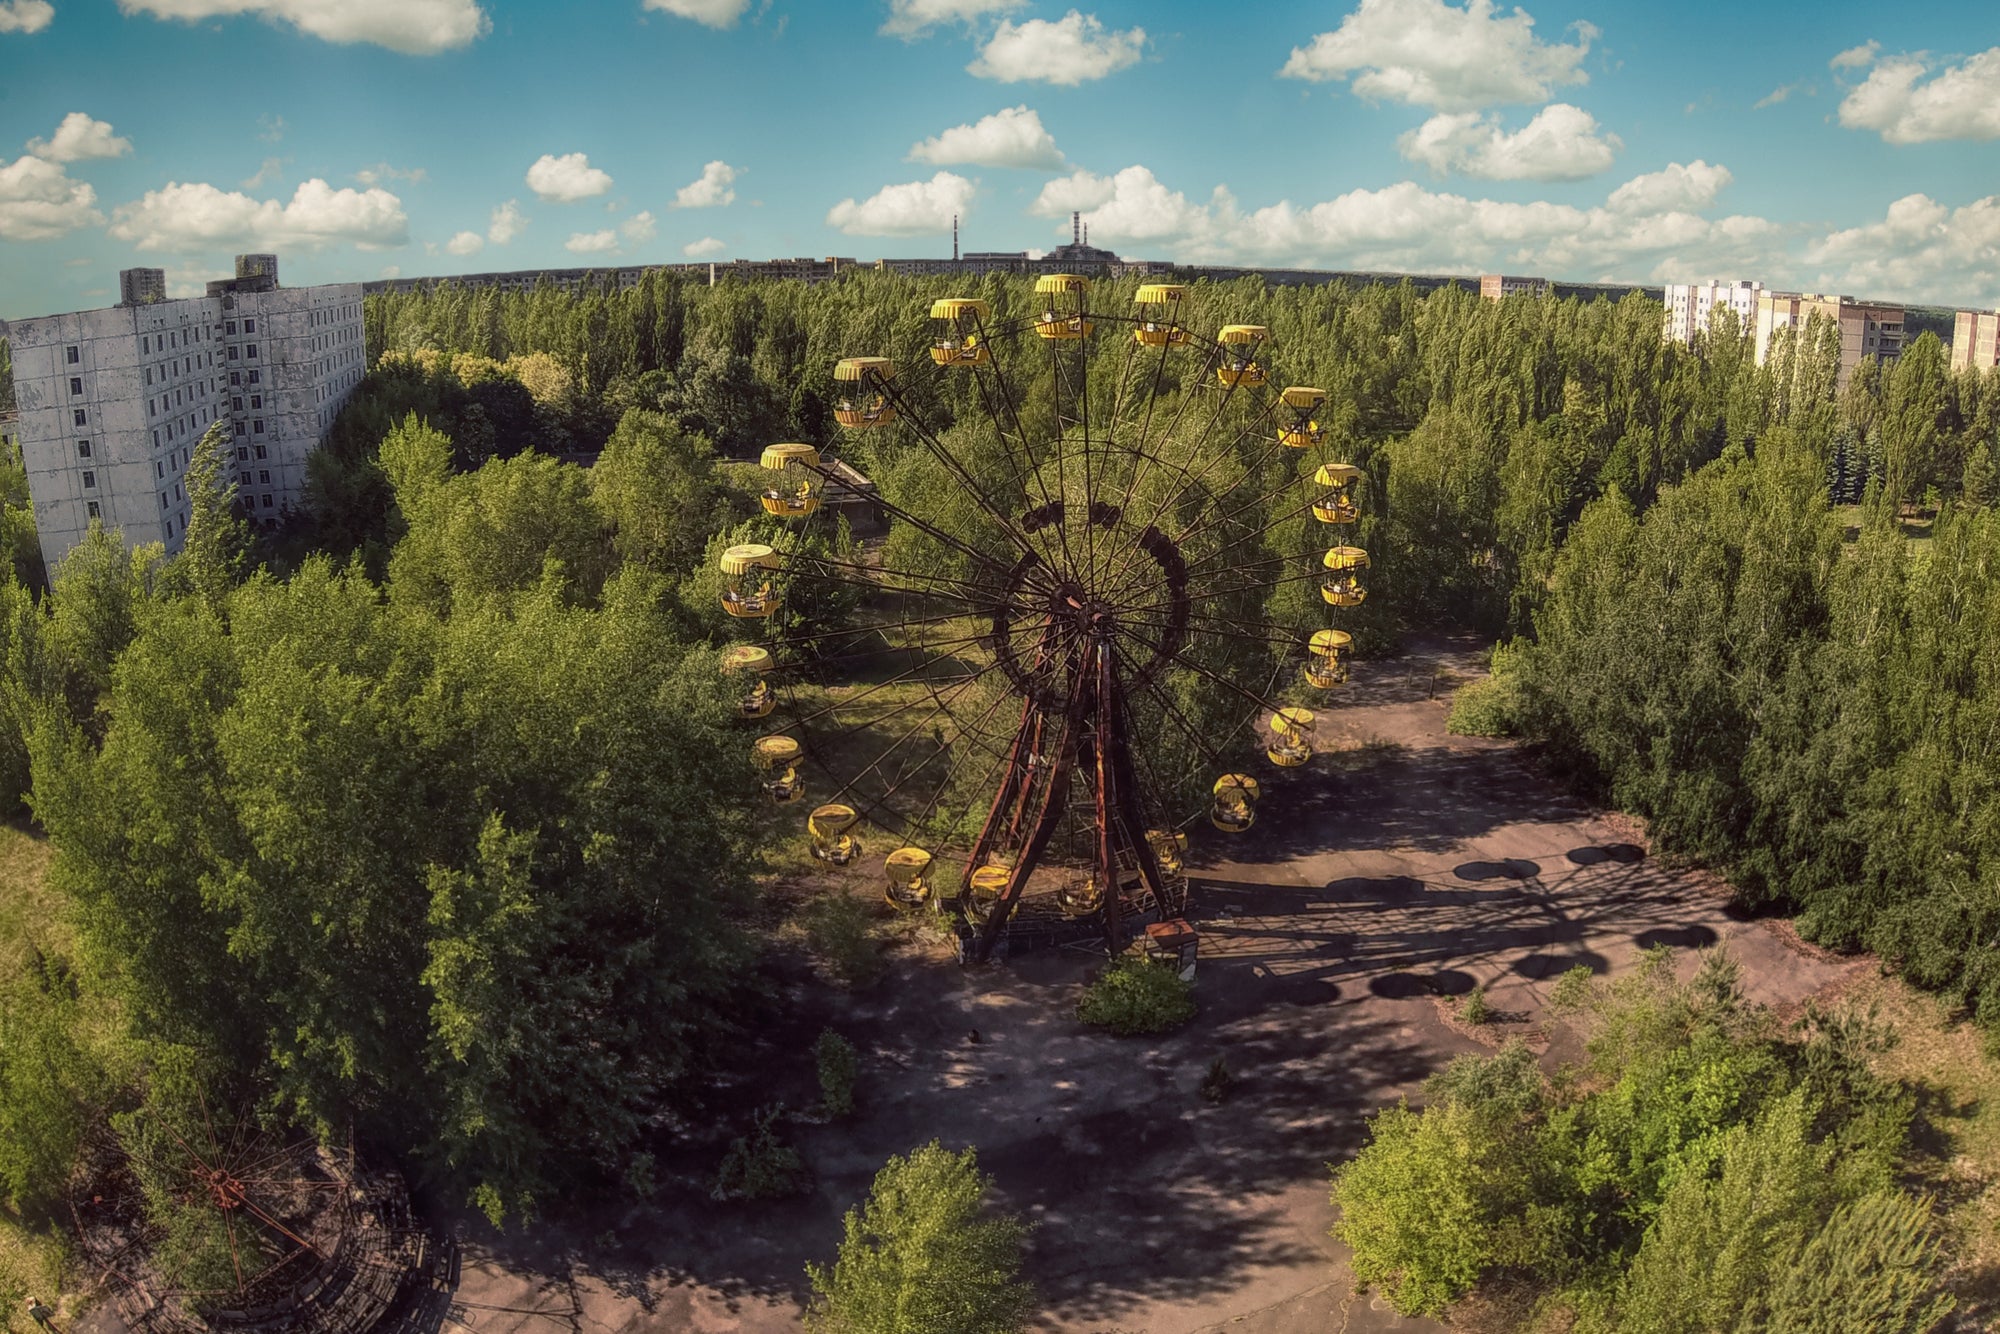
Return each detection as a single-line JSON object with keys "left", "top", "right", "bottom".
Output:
{"left": 1398, "top": 103, "right": 1619, "bottom": 180}
{"left": 1808, "top": 194, "right": 2000, "bottom": 306}
{"left": 117, "top": 0, "right": 487, "bottom": 54}
{"left": 1606, "top": 159, "right": 1731, "bottom": 214}
{"left": 969, "top": 10, "right": 1144, "bottom": 86}
{"left": 620, "top": 210, "right": 656, "bottom": 243}
{"left": 356, "top": 162, "right": 426, "bottom": 186}
{"left": 910, "top": 105, "right": 1064, "bottom": 170}
{"left": 241, "top": 156, "right": 286, "bottom": 189}
{"left": 683, "top": 235, "right": 726, "bottom": 257}
{"left": 1753, "top": 83, "right": 1800, "bottom": 109}
{"left": 1830, "top": 40, "right": 1879, "bottom": 70}
{"left": 881, "top": 0, "right": 1020, "bottom": 39}
{"left": 487, "top": 199, "right": 525, "bottom": 243}
{"left": 26, "top": 113, "right": 131, "bottom": 162}
{"left": 826, "top": 171, "right": 974, "bottom": 236}
{"left": 1031, "top": 165, "right": 1215, "bottom": 243}
{"left": 672, "top": 160, "right": 737, "bottom": 209}
{"left": 109, "top": 178, "right": 409, "bottom": 252}
{"left": 1836, "top": 45, "right": 2000, "bottom": 143}
{"left": 1280, "top": 0, "right": 1595, "bottom": 111}
{"left": 641, "top": 0, "right": 748, "bottom": 26}
{"left": 446, "top": 230, "right": 484, "bottom": 256}
{"left": 0, "top": 0, "right": 54, "bottom": 32}
{"left": 526, "top": 152, "right": 612, "bottom": 202}
{"left": 565, "top": 229, "right": 619, "bottom": 255}
{"left": 0, "top": 154, "right": 103, "bottom": 241}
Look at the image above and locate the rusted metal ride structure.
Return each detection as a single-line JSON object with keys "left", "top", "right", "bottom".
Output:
{"left": 717, "top": 279, "right": 1371, "bottom": 965}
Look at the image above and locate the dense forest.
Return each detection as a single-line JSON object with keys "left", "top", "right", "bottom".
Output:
{"left": 0, "top": 270, "right": 1996, "bottom": 1328}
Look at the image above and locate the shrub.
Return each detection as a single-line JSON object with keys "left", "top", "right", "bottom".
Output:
{"left": 805, "top": 1141, "right": 1034, "bottom": 1334}
{"left": 713, "top": 1106, "right": 810, "bottom": 1201}
{"left": 815, "top": 1029, "right": 859, "bottom": 1119}
{"left": 796, "top": 892, "right": 886, "bottom": 990}
{"left": 1462, "top": 986, "right": 1490, "bottom": 1025}
{"left": 1200, "top": 1056, "right": 1234, "bottom": 1104}
{"left": 1076, "top": 956, "right": 1196, "bottom": 1036}
{"left": 1446, "top": 642, "right": 1526, "bottom": 737}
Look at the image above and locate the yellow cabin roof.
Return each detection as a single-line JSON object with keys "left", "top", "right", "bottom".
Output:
{"left": 760, "top": 443, "right": 820, "bottom": 470}
{"left": 969, "top": 865, "right": 1012, "bottom": 893}
{"left": 885, "top": 847, "right": 933, "bottom": 875}
{"left": 834, "top": 356, "right": 893, "bottom": 382}
{"left": 753, "top": 735, "right": 801, "bottom": 765}
{"left": 1135, "top": 283, "right": 1187, "bottom": 304}
{"left": 929, "top": 297, "right": 991, "bottom": 320}
{"left": 1309, "top": 629, "right": 1354, "bottom": 653}
{"left": 1218, "top": 324, "right": 1269, "bottom": 344}
{"left": 1322, "top": 545, "right": 1371, "bottom": 570}
{"left": 1314, "top": 462, "right": 1363, "bottom": 484}
{"left": 1281, "top": 386, "right": 1327, "bottom": 408}
{"left": 1271, "top": 706, "right": 1316, "bottom": 735}
{"left": 720, "top": 543, "right": 778, "bottom": 574}
{"left": 721, "top": 645, "right": 773, "bottom": 674}
{"left": 1034, "top": 273, "right": 1089, "bottom": 295}
{"left": 808, "top": 803, "right": 859, "bottom": 836}
{"left": 1214, "top": 773, "right": 1262, "bottom": 798}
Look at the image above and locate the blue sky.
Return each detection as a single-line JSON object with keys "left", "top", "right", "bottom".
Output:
{"left": 2, "top": 0, "right": 1998, "bottom": 319}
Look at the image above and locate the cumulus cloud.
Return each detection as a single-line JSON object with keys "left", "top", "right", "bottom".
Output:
{"left": 117, "top": 0, "right": 487, "bottom": 54}
{"left": 487, "top": 199, "right": 525, "bottom": 243}
{"left": 826, "top": 171, "right": 974, "bottom": 236}
{"left": 969, "top": 11, "right": 1144, "bottom": 86}
{"left": 1830, "top": 40, "right": 1879, "bottom": 70}
{"left": 683, "top": 236, "right": 726, "bottom": 257}
{"left": 565, "top": 229, "right": 619, "bottom": 254}
{"left": 1835, "top": 45, "right": 2000, "bottom": 143}
{"left": 881, "top": 0, "right": 1020, "bottom": 38}
{"left": 672, "top": 160, "right": 737, "bottom": 209}
{"left": 446, "top": 230, "right": 484, "bottom": 255}
{"left": 620, "top": 210, "right": 656, "bottom": 243}
{"left": 1031, "top": 166, "right": 1218, "bottom": 242}
{"left": 26, "top": 113, "right": 131, "bottom": 162}
{"left": 1606, "top": 159, "right": 1731, "bottom": 214}
{"left": 641, "top": 0, "right": 748, "bottom": 26}
{"left": 0, "top": 154, "right": 104, "bottom": 241}
{"left": 0, "top": 0, "right": 54, "bottom": 32}
{"left": 526, "top": 152, "right": 612, "bottom": 202}
{"left": 1808, "top": 194, "right": 2000, "bottom": 305}
{"left": 109, "top": 178, "right": 409, "bottom": 252}
{"left": 1398, "top": 103, "right": 1619, "bottom": 180}
{"left": 910, "top": 105, "right": 1065, "bottom": 170}
{"left": 1280, "top": 0, "right": 1595, "bottom": 110}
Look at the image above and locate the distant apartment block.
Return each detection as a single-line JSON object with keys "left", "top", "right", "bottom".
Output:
{"left": 1753, "top": 292, "right": 1904, "bottom": 385}
{"left": 1480, "top": 274, "right": 1551, "bottom": 301}
{"left": 1952, "top": 310, "right": 1999, "bottom": 372}
{"left": 1663, "top": 280, "right": 1763, "bottom": 344}
{"left": 4, "top": 254, "right": 364, "bottom": 572}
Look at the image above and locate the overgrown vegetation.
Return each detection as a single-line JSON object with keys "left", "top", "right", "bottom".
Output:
{"left": 1333, "top": 950, "right": 1952, "bottom": 1327}
{"left": 814, "top": 1029, "right": 860, "bottom": 1119}
{"left": 1076, "top": 955, "right": 1197, "bottom": 1036}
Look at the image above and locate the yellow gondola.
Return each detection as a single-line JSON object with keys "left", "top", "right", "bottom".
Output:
{"left": 1322, "top": 546, "right": 1370, "bottom": 607}
{"left": 1210, "top": 773, "right": 1260, "bottom": 832}
{"left": 719, "top": 544, "right": 781, "bottom": 619}
{"left": 1133, "top": 283, "right": 1190, "bottom": 347}
{"left": 721, "top": 644, "right": 776, "bottom": 719}
{"left": 1147, "top": 828, "right": 1188, "bottom": 874}
{"left": 759, "top": 443, "right": 822, "bottom": 518}
{"left": 966, "top": 864, "right": 1013, "bottom": 920}
{"left": 808, "top": 803, "right": 861, "bottom": 865}
{"left": 1279, "top": 386, "right": 1326, "bottom": 448}
{"left": 753, "top": 734, "right": 804, "bottom": 804}
{"left": 1033, "top": 274, "right": 1094, "bottom": 340}
{"left": 1305, "top": 629, "right": 1352, "bottom": 689}
{"left": 1267, "top": 707, "right": 1316, "bottom": 767}
{"left": 833, "top": 356, "right": 896, "bottom": 427}
{"left": 1217, "top": 325, "right": 1269, "bottom": 388}
{"left": 1312, "top": 463, "right": 1362, "bottom": 524}
{"left": 929, "top": 298, "right": 992, "bottom": 366}
{"left": 884, "top": 847, "right": 934, "bottom": 908}
{"left": 1059, "top": 873, "right": 1105, "bottom": 917}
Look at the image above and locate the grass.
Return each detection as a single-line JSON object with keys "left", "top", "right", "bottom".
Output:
{"left": 0, "top": 821, "right": 72, "bottom": 1327}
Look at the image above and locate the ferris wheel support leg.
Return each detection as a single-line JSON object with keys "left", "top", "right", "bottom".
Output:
{"left": 1094, "top": 647, "right": 1121, "bottom": 955}
{"left": 968, "top": 715, "right": 1076, "bottom": 964}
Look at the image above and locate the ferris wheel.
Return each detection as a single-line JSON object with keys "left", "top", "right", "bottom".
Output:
{"left": 714, "top": 277, "right": 1371, "bottom": 963}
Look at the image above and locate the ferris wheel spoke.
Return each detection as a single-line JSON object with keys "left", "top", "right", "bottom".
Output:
{"left": 793, "top": 457, "right": 1017, "bottom": 579}
{"left": 1109, "top": 642, "right": 1235, "bottom": 775}
{"left": 820, "top": 666, "right": 997, "bottom": 807}
{"left": 789, "top": 551, "right": 1023, "bottom": 603}
{"left": 1112, "top": 619, "right": 1291, "bottom": 719}
{"left": 1178, "top": 488, "right": 1329, "bottom": 574}
{"left": 782, "top": 629, "right": 1005, "bottom": 731}
{"left": 871, "top": 375, "right": 1051, "bottom": 568}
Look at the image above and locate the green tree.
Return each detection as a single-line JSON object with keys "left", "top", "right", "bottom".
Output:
{"left": 171, "top": 422, "right": 249, "bottom": 615}
{"left": 805, "top": 1142, "right": 1034, "bottom": 1334}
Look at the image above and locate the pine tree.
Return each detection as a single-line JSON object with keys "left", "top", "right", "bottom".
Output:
{"left": 1962, "top": 438, "right": 1996, "bottom": 508}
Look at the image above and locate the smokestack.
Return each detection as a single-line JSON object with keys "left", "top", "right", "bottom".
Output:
{"left": 1083, "top": 221, "right": 1088, "bottom": 246}
{"left": 953, "top": 213, "right": 959, "bottom": 262}
{"left": 1072, "top": 211, "right": 1080, "bottom": 246}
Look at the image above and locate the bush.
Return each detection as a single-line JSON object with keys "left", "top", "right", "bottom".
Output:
{"left": 796, "top": 892, "right": 887, "bottom": 990}
{"left": 1076, "top": 956, "right": 1196, "bottom": 1036}
{"left": 815, "top": 1029, "right": 859, "bottom": 1119}
{"left": 713, "top": 1106, "right": 811, "bottom": 1201}
{"left": 1461, "top": 986, "right": 1490, "bottom": 1025}
{"left": 1200, "top": 1057, "right": 1234, "bottom": 1104}
{"left": 1446, "top": 641, "right": 1525, "bottom": 738}
{"left": 805, "top": 1141, "right": 1033, "bottom": 1334}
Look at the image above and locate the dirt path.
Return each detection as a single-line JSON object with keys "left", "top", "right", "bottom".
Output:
{"left": 439, "top": 636, "right": 1864, "bottom": 1334}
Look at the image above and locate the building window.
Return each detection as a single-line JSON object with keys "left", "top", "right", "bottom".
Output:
{"left": 76, "top": 441, "right": 90, "bottom": 459}
{"left": 225, "top": 321, "right": 237, "bottom": 335}
{"left": 152, "top": 430, "right": 160, "bottom": 449}
{"left": 258, "top": 469, "right": 271, "bottom": 484}
{"left": 229, "top": 371, "right": 241, "bottom": 387}
{"left": 228, "top": 347, "right": 239, "bottom": 361}
{"left": 240, "top": 472, "right": 251, "bottom": 485}
{"left": 72, "top": 409, "right": 87, "bottom": 426}
{"left": 248, "top": 370, "right": 260, "bottom": 385}
{"left": 81, "top": 471, "right": 95, "bottom": 489}
{"left": 232, "top": 397, "right": 243, "bottom": 411}
{"left": 145, "top": 369, "right": 153, "bottom": 386}
{"left": 261, "top": 494, "right": 273, "bottom": 509}
{"left": 250, "top": 394, "right": 261, "bottom": 409}
{"left": 236, "top": 447, "right": 248, "bottom": 460}
{"left": 247, "top": 345, "right": 258, "bottom": 359}
{"left": 234, "top": 423, "right": 245, "bottom": 437}
{"left": 140, "top": 337, "right": 150, "bottom": 354}
{"left": 160, "top": 493, "right": 168, "bottom": 510}
{"left": 69, "top": 377, "right": 83, "bottom": 395}
{"left": 156, "top": 461, "right": 164, "bottom": 478}
{"left": 254, "top": 444, "right": 267, "bottom": 460}
{"left": 86, "top": 501, "right": 100, "bottom": 519}
{"left": 244, "top": 319, "right": 255, "bottom": 333}
{"left": 65, "top": 346, "right": 79, "bottom": 364}
{"left": 253, "top": 420, "right": 264, "bottom": 434}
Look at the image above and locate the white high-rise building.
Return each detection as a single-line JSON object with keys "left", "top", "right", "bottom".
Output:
{"left": 1663, "top": 280, "right": 1764, "bottom": 344}
{"left": 3, "top": 255, "right": 364, "bottom": 573}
